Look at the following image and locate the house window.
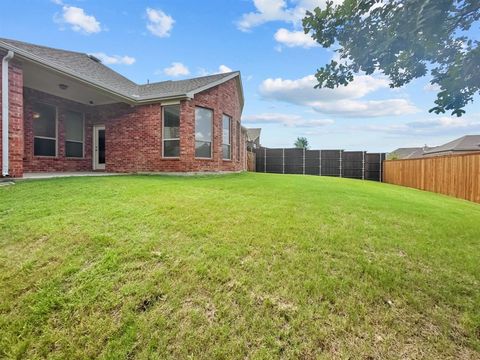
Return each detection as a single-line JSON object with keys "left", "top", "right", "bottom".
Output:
{"left": 195, "top": 107, "right": 213, "bottom": 158}
{"left": 163, "top": 104, "right": 180, "bottom": 157}
{"left": 65, "top": 111, "right": 84, "bottom": 158}
{"left": 33, "top": 103, "right": 57, "bottom": 157}
{"left": 222, "top": 115, "right": 231, "bottom": 160}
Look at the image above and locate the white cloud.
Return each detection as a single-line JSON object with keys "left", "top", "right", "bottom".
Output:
{"left": 274, "top": 28, "right": 317, "bottom": 48}
{"left": 408, "top": 116, "right": 480, "bottom": 131}
{"left": 243, "top": 113, "right": 334, "bottom": 127}
{"left": 89, "top": 52, "right": 135, "bottom": 65}
{"left": 423, "top": 83, "right": 441, "bottom": 92}
{"left": 163, "top": 62, "right": 190, "bottom": 77}
{"left": 364, "top": 115, "right": 480, "bottom": 135}
{"left": 197, "top": 65, "right": 234, "bottom": 76}
{"left": 197, "top": 68, "right": 210, "bottom": 76}
{"left": 236, "top": 0, "right": 342, "bottom": 31}
{"left": 259, "top": 74, "right": 419, "bottom": 117}
{"left": 218, "top": 65, "right": 233, "bottom": 73}
{"left": 260, "top": 75, "right": 388, "bottom": 103}
{"left": 237, "top": 0, "right": 291, "bottom": 32}
{"left": 311, "top": 99, "right": 418, "bottom": 117}
{"left": 146, "top": 8, "right": 174, "bottom": 38}
{"left": 57, "top": 5, "right": 101, "bottom": 34}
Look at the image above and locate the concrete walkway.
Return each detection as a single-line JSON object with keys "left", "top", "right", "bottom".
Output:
{"left": 22, "top": 172, "right": 121, "bottom": 179}
{"left": 20, "top": 171, "right": 241, "bottom": 180}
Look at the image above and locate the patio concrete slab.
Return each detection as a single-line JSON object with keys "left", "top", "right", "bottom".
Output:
{"left": 19, "top": 170, "right": 243, "bottom": 180}
{"left": 22, "top": 172, "right": 121, "bottom": 180}
{"left": 0, "top": 181, "right": 15, "bottom": 186}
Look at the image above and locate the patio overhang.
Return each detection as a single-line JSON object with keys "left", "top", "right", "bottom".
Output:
{"left": 21, "top": 59, "right": 128, "bottom": 106}
{"left": 20, "top": 58, "right": 191, "bottom": 107}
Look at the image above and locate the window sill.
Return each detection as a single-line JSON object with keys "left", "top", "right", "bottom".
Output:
{"left": 161, "top": 157, "right": 181, "bottom": 160}
{"left": 195, "top": 157, "right": 213, "bottom": 161}
{"left": 32, "top": 156, "right": 86, "bottom": 160}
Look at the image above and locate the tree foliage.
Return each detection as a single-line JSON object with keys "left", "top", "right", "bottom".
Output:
{"left": 294, "top": 136, "right": 310, "bottom": 149}
{"left": 303, "top": 0, "right": 480, "bottom": 116}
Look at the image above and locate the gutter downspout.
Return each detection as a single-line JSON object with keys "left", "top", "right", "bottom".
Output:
{"left": 2, "top": 50, "right": 14, "bottom": 177}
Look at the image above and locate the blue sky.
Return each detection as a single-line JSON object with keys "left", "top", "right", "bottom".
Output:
{"left": 1, "top": 0, "right": 479, "bottom": 152}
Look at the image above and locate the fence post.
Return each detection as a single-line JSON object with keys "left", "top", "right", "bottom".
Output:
{"left": 379, "top": 153, "right": 383, "bottom": 182}
{"left": 303, "top": 147, "right": 306, "bottom": 175}
{"left": 264, "top": 147, "right": 267, "bottom": 173}
{"left": 362, "top": 151, "right": 365, "bottom": 180}
{"left": 339, "top": 150, "right": 342, "bottom": 178}
{"left": 319, "top": 150, "right": 322, "bottom": 176}
{"left": 282, "top": 148, "right": 285, "bottom": 174}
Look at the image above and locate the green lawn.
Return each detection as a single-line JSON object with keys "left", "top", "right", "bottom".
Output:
{"left": 0, "top": 173, "right": 479, "bottom": 359}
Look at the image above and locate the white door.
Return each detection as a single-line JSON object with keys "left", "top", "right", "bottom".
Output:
{"left": 93, "top": 125, "right": 106, "bottom": 170}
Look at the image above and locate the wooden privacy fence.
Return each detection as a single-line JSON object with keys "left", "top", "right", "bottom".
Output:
{"left": 247, "top": 151, "right": 256, "bottom": 172}
{"left": 383, "top": 153, "right": 480, "bottom": 203}
{"left": 254, "top": 147, "right": 386, "bottom": 181}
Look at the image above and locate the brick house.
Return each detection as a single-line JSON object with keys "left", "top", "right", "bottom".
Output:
{"left": 0, "top": 38, "right": 247, "bottom": 178}
{"left": 389, "top": 135, "right": 480, "bottom": 159}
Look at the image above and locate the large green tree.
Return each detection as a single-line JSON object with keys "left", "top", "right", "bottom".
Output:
{"left": 303, "top": 0, "right": 480, "bottom": 116}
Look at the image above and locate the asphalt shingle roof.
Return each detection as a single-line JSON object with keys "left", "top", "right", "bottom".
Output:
{"left": 423, "top": 135, "right": 480, "bottom": 154}
{"left": 390, "top": 147, "right": 425, "bottom": 159}
{"left": 246, "top": 128, "right": 261, "bottom": 142}
{"left": 0, "top": 38, "right": 240, "bottom": 102}
{"left": 390, "top": 135, "right": 480, "bottom": 158}
{"left": 138, "top": 73, "right": 238, "bottom": 99}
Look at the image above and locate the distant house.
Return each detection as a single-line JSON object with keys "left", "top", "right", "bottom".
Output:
{"left": 388, "top": 147, "right": 426, "bottom": 159}
{"left": 422, "top": 135, "right": 480, "bottom": 157}
{"left": 246, "top": 128, "right": 261, "bottom": 151}
{"left": 390, "top": 135, "right": 480, "bottom": 159}
{"left": 1, "top": 38, "right": 247, "bottom": 178}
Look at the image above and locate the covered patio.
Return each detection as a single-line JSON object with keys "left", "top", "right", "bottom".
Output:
{"left": 1, "top": 38, "right": 133, "bottom": 178}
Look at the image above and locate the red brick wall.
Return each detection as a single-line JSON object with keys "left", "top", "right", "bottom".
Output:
{"left": 0, "top": 57, "right": 24, "bottom": 178}
{"left": 95, "top": 77, "right": 246, "bottom": 173}
{"left": 177, "top": 77, "right": 246, "bottom": 172}
{"left": 21, "top": 76, "right": 246, "bottom": 175}
{"left": 23, "top": 88, "right": 95, "bottom": 173}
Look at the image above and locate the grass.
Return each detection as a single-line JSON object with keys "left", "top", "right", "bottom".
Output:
{"left": 0, "top": 173, "right": 479, "bottom": 359}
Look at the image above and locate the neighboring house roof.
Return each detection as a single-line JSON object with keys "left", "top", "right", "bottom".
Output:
{"left": 390, "top": 147, "right": 425, "bottom": 159}
{"left": 246, "top": 128, "right": 261, "bottom": 142}
{"left": 390, "top": 135, "right": 480, "bottom": 159}
{"left": 423, "top": 135, "right": 480, "bottom": 154}
{"left": 0, "top": 38, "right": 243, "bottom": 106}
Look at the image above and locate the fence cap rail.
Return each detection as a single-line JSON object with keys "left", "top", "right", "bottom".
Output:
{"left": 385, "top": 151, "right": 480, "bottom": 162}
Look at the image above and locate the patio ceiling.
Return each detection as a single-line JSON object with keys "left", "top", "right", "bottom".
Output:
{"left": 22, "top": 60, "right": 124, "bottom": 106}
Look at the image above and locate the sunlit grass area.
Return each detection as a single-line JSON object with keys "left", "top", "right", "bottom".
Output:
{"left": 1, "top": 173, "right": 479, "bottom": 359}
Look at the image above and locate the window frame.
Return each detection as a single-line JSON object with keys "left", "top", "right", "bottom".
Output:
{"left": 194, "top": 106, "right": 214, "bottom": 160}
{"left": 236, "top": 121, "right": 241, "bottom": 161}
{"left": 162, "top": 104, "right": 181, "bottom": 159}
{"left": 222, "top": 114, "right": 232, "bottom": 161}
{"left": 33, "top": 102, "right": 58, "bottom": 158}
{"left": 64, "top": 110, "right": 85, "bottom": 159}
